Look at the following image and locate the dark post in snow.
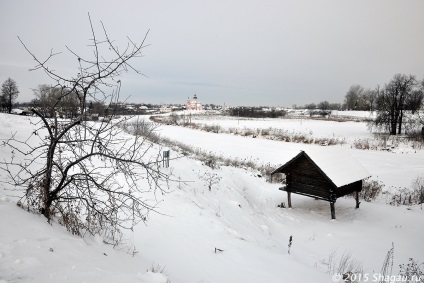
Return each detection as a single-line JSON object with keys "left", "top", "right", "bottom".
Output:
{"left": 163, "top": 150, "right": 170, "bottom": 168}
{"left": 355, "top": 191, "right": 360, "bottom": 209}
{"left": 330, "top": 187, "right": 336, "bottom": 219}
{"left": 287, "top": 190, "right": 292, "bottom": 208}
{"left": 288, "top": 235, "right": 293, "bottom": 254}
{"left": 330, "top": 202, "right": 336, "bottom": 219}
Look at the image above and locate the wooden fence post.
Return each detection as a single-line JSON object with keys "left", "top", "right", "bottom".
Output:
{"left": 287, "top": 191, "right": 292, "bottom": 208}
{"left": 355, "top": 191, "right": 360, "bottom": 209}
{"left": 330, "top": 202, "right": 336, "bottom": 219}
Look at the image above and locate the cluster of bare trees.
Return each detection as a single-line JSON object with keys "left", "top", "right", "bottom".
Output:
{"left": 343, "top": 85, "right": 377, "bottom": 111}
{"left": 30, "top": 84, "right": 108, "bottom": 119}
{"left": 31, "top": 84, "right": 80, "bottom": 118}
{"left": 371, "top": 74, "right": 423, "bottom": 135}
{"left": 1, "top": 77, "right": 19, "bottom": 113}
{"left": 0, "top": 15, "right": 168, "bottom": 243}
{"left": 344, "top": 75, "right": 424, "bottom": 135}
{"left": 303, "top": 101, "right": 342, "bottom": 111}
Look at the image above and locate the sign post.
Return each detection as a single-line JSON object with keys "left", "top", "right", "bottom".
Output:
{"left": 163, "top": 150, "right": 170, "bottom": 168}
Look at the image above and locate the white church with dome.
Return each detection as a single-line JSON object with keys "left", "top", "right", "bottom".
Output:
{"left": 186, "top": 94, "right": 202, "bottom": 111}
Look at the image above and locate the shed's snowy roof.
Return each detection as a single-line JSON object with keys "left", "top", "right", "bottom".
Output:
{"left": 273, "top": 148, "right": 371, "bottom": 187}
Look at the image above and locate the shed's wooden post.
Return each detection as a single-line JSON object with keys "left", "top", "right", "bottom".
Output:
{"left": 355, "top": 191, "right": 360, "bottom": 209}
{"left": 330, "top": 202, "right": 336, "bottom": 219}
{"left": 287, "top": 191, "right": 292, "bottom": 208}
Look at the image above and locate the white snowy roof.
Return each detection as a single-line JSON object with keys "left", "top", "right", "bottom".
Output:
{"left": 273, "top": 148, "right": 371, "bottom": 188}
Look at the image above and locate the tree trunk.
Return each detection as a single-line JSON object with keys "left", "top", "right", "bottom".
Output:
{"left": 8, "top": 93, "right": 12, "bottom": 114}
{"left": 390, "top": 106, "right": 397, "bottom": 135}
{"left": 398, "top": 109, "right": 403, "bottom": 135}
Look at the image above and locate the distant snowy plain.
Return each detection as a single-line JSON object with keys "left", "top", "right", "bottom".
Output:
{"left": 0, "top": 113, "right": 423, "bottom": 283}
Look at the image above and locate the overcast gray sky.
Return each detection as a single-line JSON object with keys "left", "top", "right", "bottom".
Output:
{"left": 1, "top": 0, "right": 423, "bottom": 107}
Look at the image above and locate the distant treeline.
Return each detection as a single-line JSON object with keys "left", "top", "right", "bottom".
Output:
{"left": 228, "top": 107, "right": 287, "bottom": 118}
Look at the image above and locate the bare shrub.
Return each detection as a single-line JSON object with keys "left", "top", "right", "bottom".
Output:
{"left": 390, "top": 176, "right": 424, "bottom": 207}
{"left": 148, "top": 264, "right": 171, "bottom": 283}
{"left": 407, "top": 129, "right": 424, "bottom": 143}
{"left": 411, "top": 175, "right": 424, "bottom": 209}
{"left": 353, "top": 139, "right": 379, "bottom": 150}
{"left": 326, "top": 249, "right": 364, "bottom": 282}
{"left": 169, "top": 113, "right": 180, "bottom": 125}
{"left": 243, "top": 129, "right": 254, "bottom": 136}
{"left": 125, "top": 120, "right": 159, "bottom": 138}
{"left": 227, "top": 127, "right": 239, "bottom": 135}
{"left": 399, "top": 258, "right": 424, "bottom": 283}
{"left": 202, "top": 124, "right": 213, "bottom": 132}
{"left": 379, "top": 243, "right": 394, "bottom": 283}
{"left": 261, "top": 127, "right": 271, "bottom": 136}
{"left": 212, "top": 124, "right": 221, "bottom": 133}
{"left": 202, "top": 154, "right": 220, "bottom": 169}
{"left": 199, "top": 171, "right": 222, "bottom": 191}
{"left": 360, "top": 179, "right": 384, "bottom": 202}
{"left": 202, "top": 124, "right": 221, "bottom": 133}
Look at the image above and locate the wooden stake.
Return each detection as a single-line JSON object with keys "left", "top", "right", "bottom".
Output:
{"left": 287, "top": 191, "right": 292, "bottom": 208}
{"left": 330, "top": 202, "right": 336, "bottom": 219}
{"left": 355, "top": 191, "right": 360, "bottom": 209}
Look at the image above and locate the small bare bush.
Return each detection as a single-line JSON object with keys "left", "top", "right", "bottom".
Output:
{"left": 202, "top": 124, "right": 220, "bottom": 133}
{"left": 353, "top": 139, "right": 376, "bottom": 150}
{"left": 261, "top": 128, "right": 271, "bottom": 136}
{"left": 148, "top": 264, "right": 171, "bottom": 283}
{"left": 411, "top": 175, "right": 424, "bottom": 209}
{"left": 360, "top": 179, "right": 384, "bottom": 202}
{"left": 390, "top": 176, "right": 424, "bottom": 207}
{"left": 169, "top": 113, "right": 180, "bottom": 125}
{"left": 202, "top": 155, "right": 220, "bottom": 169}
{"left": 399, "top": 258, "right": 424, "bottom": 283}
{"left": 199, "top": 171, "right": 222, "bottom": 191}
{"left": 326, "top": 249, "right": 364, "bottom": 282}
{"left": 243, "top": 129, "right": 254, "bottom": 136}
{"left": 379, "top": 243, "right": 394, "bottom": 283}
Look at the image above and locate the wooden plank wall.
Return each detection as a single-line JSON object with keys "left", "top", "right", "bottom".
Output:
{"left": 285, "top": 155, "right": 335, "bottom": 201}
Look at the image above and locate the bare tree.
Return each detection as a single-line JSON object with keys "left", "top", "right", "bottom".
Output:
{"left": 328, "top": 103, "right": 342, "bottom": 110}
{"left": 405, "top": 89, "right": 424, "bottom": 114}
{"left": 364, "top": 88, "right": 378, "bottom": 112}
{"left": 32, "top": 84, "right": 80, "bottom": 118}
{"left": 344, "top": 85, "right": 365, "bottom": 110}
{"left": 318, "top": 100, "right": 330, "bottom": 111}
{"left": 1, "top": 77, "right": 20, "bottom": 113}
{"left": 0, "top": 15, "right": 168, "bottom": 243}
{"left": 304, "top": 103, "right": 316, "bottom": 110}
{"left": 372, "top": 74, "right": 419, "bottom": 135}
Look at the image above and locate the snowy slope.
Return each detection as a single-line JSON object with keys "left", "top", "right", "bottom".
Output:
{"left": 0, "top": 198, "right": 169, "bottom": 283}
{"left": 1, "top": 113, "right": 423, "bottom": 283}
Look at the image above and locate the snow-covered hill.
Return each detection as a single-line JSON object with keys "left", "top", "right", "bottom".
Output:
{"left": 1, "top": 113, "right": 423, "bottom": 283}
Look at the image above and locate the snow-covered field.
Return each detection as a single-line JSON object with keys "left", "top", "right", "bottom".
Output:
{"left": 191, "top": 115, "right": 373, "bottom": 141}
{"left": 1, "top": 113, "right": 423, "bottom": 283}
{"left": 153, "top": 116, "right": 424, "bottom": 190}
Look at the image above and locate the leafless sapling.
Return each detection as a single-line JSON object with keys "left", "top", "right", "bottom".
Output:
{"left": 0, "top": 14, "right": 168, "bottom": 245}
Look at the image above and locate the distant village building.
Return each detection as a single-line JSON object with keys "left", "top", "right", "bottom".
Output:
{"left": 186, "top": 94, "right": 202, "bottom": 111}
{"left": 159, "top": 106, "right": 172, "bottom": 113}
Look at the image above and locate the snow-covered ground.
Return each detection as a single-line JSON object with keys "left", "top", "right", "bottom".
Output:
{"left": 1, "top": 113, "right": 423, "bottom": 283}
{"left": 190, "top": 115, "right": 373, "bottom": 141}
{"left": 153, "top": 120, "right": 424, "bottom": 190}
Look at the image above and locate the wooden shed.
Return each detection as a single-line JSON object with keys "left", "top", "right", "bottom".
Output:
{"left": 270, "top": 149, "right": 371, "bottom": 219}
